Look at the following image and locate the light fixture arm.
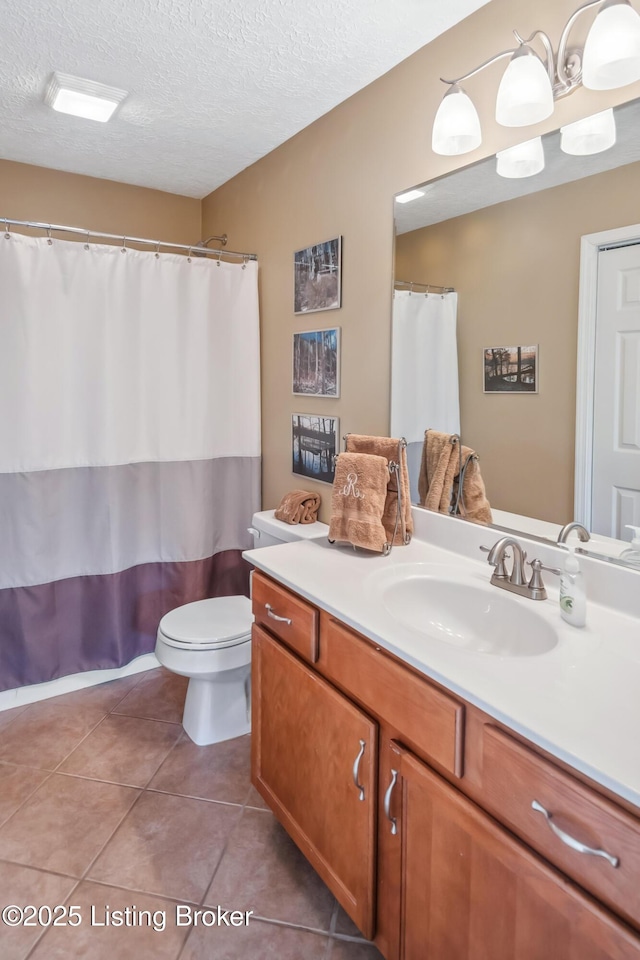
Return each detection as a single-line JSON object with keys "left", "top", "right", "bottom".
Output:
{"left": 554, "top": 0, "right": 605, "bottom": 88}
{"left": 441, "top": 48, "right": 517, "bottom": 86}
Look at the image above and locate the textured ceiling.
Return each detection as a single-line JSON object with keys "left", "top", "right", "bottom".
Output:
{"left": 395, "top": 98, "right": 640, "bottom": 234}
{"left": 0, "top": 0, "right": 488, "bottom": 198}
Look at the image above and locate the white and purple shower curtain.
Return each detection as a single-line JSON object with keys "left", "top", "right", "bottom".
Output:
{"left": 0, "top": 233, "right": 260, "bottom": 692}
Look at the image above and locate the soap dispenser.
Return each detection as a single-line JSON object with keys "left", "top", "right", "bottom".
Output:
{"left": 621, "top": 525, "right": 640, "bottom": 568}
{"left": 559, "top": 546, "right": 586, "bottom": 627}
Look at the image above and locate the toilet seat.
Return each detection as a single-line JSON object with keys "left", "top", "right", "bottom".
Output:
{"left": 158, "top": 596, "right": 253, "bottom": 651}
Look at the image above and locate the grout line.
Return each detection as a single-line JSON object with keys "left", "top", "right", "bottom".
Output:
{"left": 329, "top": 899, "right": 339, "bottom": 935}
{"left": 23, "top": 876, "right": 83, "bottom": 960}
{"left": 0, "top": 771, "right": 56, "bottom": 833}
{"left": 49, "top": 712, "right": 112, "bottom": 775}
{"left": 78, "top": 787, "right": 145, "bottom": 883}
{"left": 250, "top": 914, "right": 335, "bottom": 936}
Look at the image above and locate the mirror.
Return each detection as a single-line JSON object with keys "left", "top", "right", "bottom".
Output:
{"left": 392, "top": 97, "right": 640, "bottom": 568}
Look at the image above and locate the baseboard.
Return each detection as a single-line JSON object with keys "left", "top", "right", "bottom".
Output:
{"left": 0, "top": 653, "right": 161, "bottom": 713}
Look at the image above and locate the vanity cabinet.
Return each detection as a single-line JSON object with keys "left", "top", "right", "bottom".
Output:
{"left": 251, "top": 623, "right": 377, "bottom": 938}
{"left": 250, "top": 571, "right": 640, "bottom": 959}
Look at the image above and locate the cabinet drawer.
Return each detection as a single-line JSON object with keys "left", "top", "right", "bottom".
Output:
{"left": 320, "top": 615, "right": 464, "bottom": 777}
{"left": 251, "top": 571, "right": 319, "bottom": 664}
{"left": 482, "top": 725, "right": 640, "bottom": 930}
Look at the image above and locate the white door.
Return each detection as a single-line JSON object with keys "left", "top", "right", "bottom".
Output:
{"left": 591, "top": 242, "right": 640, "bottom": 538}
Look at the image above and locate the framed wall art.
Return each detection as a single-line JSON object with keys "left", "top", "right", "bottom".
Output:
{"left": 483, "top": 345, "right": 538, "bottom": 394}
{"left": 294, "top": 237, "right": 342, "bottom": 314}
{"left": 293, "top": 327, "right": 340, "bottom": 397}
{"left": 292, "top": 414, "right": 339, "bottom": 485}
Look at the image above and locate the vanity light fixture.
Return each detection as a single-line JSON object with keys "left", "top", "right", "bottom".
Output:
{"left": 44, "top": 72, "right": 128, "bottom": 122}
{"left": 432, "top": 0, "right": 640, "bottom": 156}
{"left": 396, "top": 189, "right": 426, "bottom": 203}
{"left": 496, "top": 137, "right": 545, "bottom": 178}
{"left": 560, "top": 107, "right": 617, "bottom": 153}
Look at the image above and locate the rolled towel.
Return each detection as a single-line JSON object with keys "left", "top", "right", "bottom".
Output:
{"left": 345, "top": 435, "right": 413, "bottom": 545}
{"left": 328, "top": 453, "right": 389, "bottom": 553}
{"left": 274, "top": 489, "right": 321, "bottom": 525}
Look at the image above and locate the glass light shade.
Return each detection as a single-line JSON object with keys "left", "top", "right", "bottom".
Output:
{"left": 582, "top": 0, "right": 640, "bottom": 89}
{"left": 496, "top": 137, "right": 545, "bottom": 178}
{"left": 495, "top": 46, "right": 554, "bottom": 127}
{"left": 432, "top": 84, "right": 482, "bottom": 156}
{"left": 560, "top": 108, "right": 617, "bottom": 155}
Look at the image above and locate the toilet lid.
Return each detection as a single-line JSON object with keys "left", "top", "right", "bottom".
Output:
{"left": 159, "top": 596, "right": 253, "bottom": 646}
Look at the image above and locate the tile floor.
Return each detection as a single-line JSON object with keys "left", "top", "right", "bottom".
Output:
{"left": 0, "top": 668, "right": 384, "bottom": 959}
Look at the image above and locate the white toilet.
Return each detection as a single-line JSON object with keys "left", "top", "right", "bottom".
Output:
{"left": 155, "top": 509, "right": 328, "bottom": 745}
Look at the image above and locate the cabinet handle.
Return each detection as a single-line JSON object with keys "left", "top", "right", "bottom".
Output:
{"left": 384, "top": 769, "right": 398, "bottom": 835}
{"left": 265, "top": 603, "right": 292, "bottom": 626}
{"left": 531, "top": 800, "right": 619, "bottom": 868}
{"left": 352, "top": 739, "right": 366, "bottom": 801}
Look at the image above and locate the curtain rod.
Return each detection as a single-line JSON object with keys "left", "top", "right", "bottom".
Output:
{"left": 1, "top": 218, "right": 257, "bottom": 261}
{"left": 395, "top": 279, "right": 454, "bottom": 294}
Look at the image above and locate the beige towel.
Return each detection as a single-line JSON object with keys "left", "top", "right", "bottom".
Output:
{"left": 344, "top": 435, "right": 413, "bottom": 545}
{"left": 274, "top": 489, "right": 321, "bottom": 525}
{"left": 419, "top": 431, "right": 492, "bottom": 524}
{"left": 328, "top": 453, "right": 389, "bottom": 553}
{"left": 418, "top": 430, "right": 459, "bottom": 512}
{"left": 453, "top": 450, "right": 492, "bottom": 525}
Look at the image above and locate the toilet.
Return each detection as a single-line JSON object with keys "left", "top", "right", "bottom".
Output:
{"left": 155, "top": 509, "right": 328, "bottom": 745}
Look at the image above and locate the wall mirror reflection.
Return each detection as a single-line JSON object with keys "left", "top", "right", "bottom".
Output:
{"left": 392, "top": 97, "right": 640, "bottom": 569}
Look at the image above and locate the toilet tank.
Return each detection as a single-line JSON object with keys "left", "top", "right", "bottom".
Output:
{"left": 248, "top": 509, "right": 328, "bottom": 548}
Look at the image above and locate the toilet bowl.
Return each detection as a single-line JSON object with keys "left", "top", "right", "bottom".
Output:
{"left": 155, "top": 509, "right": 328, "bottom": 746}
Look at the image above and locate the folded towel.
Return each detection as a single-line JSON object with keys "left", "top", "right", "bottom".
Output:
{"left": 328, "top": 453, "right": 389, "bottom": 553}
{"left": 274, "top": 489, "right": 321, "bottom": 525}
{"left": 418, "top": 430, "right": 459, "bottom": 513}
{"left": 453, "top": 450, "right": 492, "bottom": 525}
{"left": 419, "top": 430, "right": 492, "bottom": 524}
{"left": 344, "top": 435, "right": 413, "bottom": 545}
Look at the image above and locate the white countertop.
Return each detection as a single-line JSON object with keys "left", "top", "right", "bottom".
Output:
{"left": 244, "top": 528, "right": 640, "bottom": 809}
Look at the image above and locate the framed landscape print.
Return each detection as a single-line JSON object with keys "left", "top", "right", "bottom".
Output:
{"left": 483, "top": 345, "right": 538, "bottom": 394}
{"left": 292, "top": 414, "right": 339, "bottom": 485}
{"left": 293, "top": 327, "right": 340, "bottom": 397}
{"left": 294, "top": 237, "right": 342, "bottom": 314}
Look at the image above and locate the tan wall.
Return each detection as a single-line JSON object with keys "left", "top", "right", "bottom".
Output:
{"left": 0, "top": 160, "right": 201, "bottom": 245}
{"left": 395, "top": 161, "right": 640, "bottom": 523}
{"left": 201, "top": 0, "right": 640, "bottom": 523}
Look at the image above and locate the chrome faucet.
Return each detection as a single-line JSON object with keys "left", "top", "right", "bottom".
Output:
{"left": 557, "top": 521, "right": 590, "bottom": 544}
{"left": 482, "top": 537, "right": 560, "bottom": 601}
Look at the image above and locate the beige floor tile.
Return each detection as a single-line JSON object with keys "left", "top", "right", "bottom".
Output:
{"left": 334, "top": 904, "right": 367, "bottom": 939}
{"left": 0, "top": 773, "right": 139, "bottom": 877}
{"left": 148, "top": 732, "right": 250, "bottom": 804}
{"left": 59, "top": 715, "right": 182, "bottom": 787}
{"left": 0, "top": 762, "right": 49, "bottom": 826}
{"left": 88, "top": 790, "right": 240, "bottom": 903}
{"left": 112, "top": 669, "right": 188, "bottom": 723}
{"left": 244, "top": 783, "right": 269, "bottom": 809}
{"left": 0, "top": 701, "right": 106, "bottom": 770}
{"left": 205, "top": 807, "right": 335, "bottom": 932}
{"left": 30, "top": 880, "right": 188, "bottom": 960}
{"left": 181, "top": 916, "right": 330, "bottom": 960}
{"left": 0, "top": 705, "right": 29, "bottom": 733}
{"left": 0, "top": 861, "right": 78, "bottom": 960}
{"left": 48, "top": 673, "right": 145, "bottom": 712}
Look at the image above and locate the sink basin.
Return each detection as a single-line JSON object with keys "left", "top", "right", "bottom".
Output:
{"left": 366, "top": 564, "right": 558, "bottom": 657}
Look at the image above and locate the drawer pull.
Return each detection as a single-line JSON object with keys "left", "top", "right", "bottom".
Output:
{"left": 384, "top": 769, "right": 398, "bottom": 835}
{"left": 265, "top": 603, "right": 292, "bottom": 626}
{"left": 531, "top": 800, "right": 620, "bottom": 868}
{"left": 352, "top": 739, "right": 366, "bottom": 801}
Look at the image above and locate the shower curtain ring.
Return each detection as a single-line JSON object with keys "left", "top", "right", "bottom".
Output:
{"left": 187, "top": 247, "right": 192, "bottom": 263}
{"left": 155, "top": 242, "right": 160, "bottom": 259}
{"left": 409, "top": 282, "right": 414, "bottom": 295}
{"left": 242, "top": 255, "right": 247, "bottom": 270}
{"left": 46, "top": 227, "right": 53, "bottom": 246}
{"left": 121, "top": 237, "right": 127, "bottom": 254}
{"left": 84, "top": 230, "right": 91, "bottom": 251}
{"left": 4, "top": 220, "right": 11, "bottom": 239}
{"left": 216, "top": 251, "right": 222, "bottom": 266}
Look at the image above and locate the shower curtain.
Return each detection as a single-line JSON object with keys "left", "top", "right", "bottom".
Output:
{"left": 391, "top": 290, "right": 460, "bottom": 503}
{"left": 0, "top": 233, "right": 260, "bottom": 692}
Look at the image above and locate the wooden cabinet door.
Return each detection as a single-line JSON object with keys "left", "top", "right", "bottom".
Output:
{"left": 252, "top": 624, "right": 377, "bottom": 938}
{"left": 394, "top": 745, "right": 640, "bottom": 960}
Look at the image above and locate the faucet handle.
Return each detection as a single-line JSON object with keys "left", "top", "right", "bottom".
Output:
{"left": 480, "top": 544, "right": 509, "bottom": 579}
{"left": 527, "top": 558, "right": 562, "bottom": 593}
